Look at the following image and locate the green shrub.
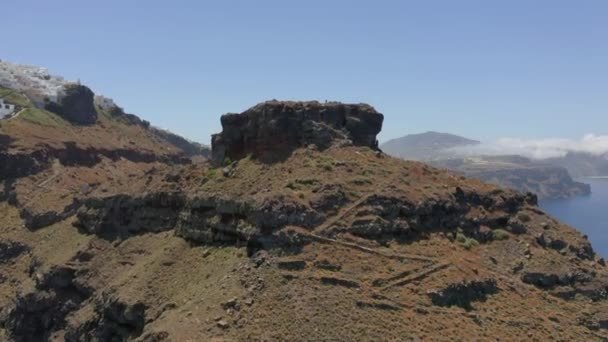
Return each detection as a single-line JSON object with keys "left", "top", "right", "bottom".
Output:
{"left": 206, "top": 169, "right": 218, "bottom": 179}
{"left": 455, "top": 231, "right": 479, "bottom": 250}
{"left": 462, "top": 238, "right": 479, "bottom": 250}
{"left": 491, "top": 229, "right": 510, "bottom": 241}
{"left": 455, "top": 232, "right": 467, "bottom": 244}
{"left": 517, "top": 213, "right": 531, "bottom": 223}
{"left": 286, "top": 178, "right": 319, "bottom": 190}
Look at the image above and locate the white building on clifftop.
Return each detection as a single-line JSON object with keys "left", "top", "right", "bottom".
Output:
{"left": 0, "top": 60, "right": 70, "bottom": 106}
{"left": 0, "top": 98, "right": 15, "bottom": 118}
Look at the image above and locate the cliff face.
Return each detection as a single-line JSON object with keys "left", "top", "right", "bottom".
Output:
{"left": 465, "top": 166, "right": 591, "bottom": 199}
{"left": 381, "top": 133, "right": 592, "bottom": 200}
{"left": 1, "top": 100, "right": 607, "bottom": 341}
{"left": 211, "top": 100, "right": 383, "bottom": 164}
{"left": 431, "top": 156, "right": 591, "bottom": 200}
{"left": 45, "top": 84, "right": 97, "bottom": 125}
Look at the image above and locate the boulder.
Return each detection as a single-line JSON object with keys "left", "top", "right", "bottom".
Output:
{"left": 211, "top": 101, "right": 384, "bottom": 164}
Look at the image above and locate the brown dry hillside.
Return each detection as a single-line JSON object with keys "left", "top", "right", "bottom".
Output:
{"left": 1, "top": 100, "right": 607, "bottom": 341}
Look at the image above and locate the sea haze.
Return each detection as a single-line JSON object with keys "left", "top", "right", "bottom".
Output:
{"left": 540, "top": 178, "right": 608, "bottom": 258}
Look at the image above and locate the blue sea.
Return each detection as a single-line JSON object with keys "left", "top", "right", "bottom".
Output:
{"left": 540, "top": 178, "right": 608, "bottom": 258}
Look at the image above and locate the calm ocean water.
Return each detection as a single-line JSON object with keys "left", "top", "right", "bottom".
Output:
{"left": 540, "top": 178, "right": 608, "bottom": 258}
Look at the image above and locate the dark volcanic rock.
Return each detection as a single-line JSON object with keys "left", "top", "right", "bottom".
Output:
{"left": 75, "top": 192, "right": 323, "bottom": 247}
{"left": 46, "top": 84, "right": 97, "bottom": 125}
{"left": 0, "top": 266, "right": 92, "bottom": 342}
{"left": 522, "top": 270, "right": 594, "bottom": 289}
{"left": 211, "top": 101, "right": 384, "bottom": 164}
{"left": 0, "top": 133, "right": 11, "bottom": 152}
{"left": 107, "top": 105, "right": 149, "bottom": 127}
{"left": 75, "top": 192, "right": 186, "bottom": 239}
{"left": 0, "top": 240, "right": 30, "bottom": 262}
{"left": 428, "top": 279, "right": 499, "bottom": 310}
{"left": 65, "top": 295, "right": 146, "bottom": 342}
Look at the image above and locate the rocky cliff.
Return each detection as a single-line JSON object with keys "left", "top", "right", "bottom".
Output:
{"left": 432, "top": 156, "right": 591, "bottom": 200}
{"left": 45, "top": 84, "right": 98, "bottom": 125}
{"left": 1, "top": 100, "right": 607, "bottom": 341}
{"left": 211, "top": 100, "right": 383, "bottom": 164}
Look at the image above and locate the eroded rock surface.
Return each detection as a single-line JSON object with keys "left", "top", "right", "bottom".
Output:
{"left": 211, "top": 101, "right": 383, "bottom": 164}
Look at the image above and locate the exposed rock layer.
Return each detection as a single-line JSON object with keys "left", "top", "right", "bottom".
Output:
{"left": 211, "top": 101, "right": 383, "bottom": 164}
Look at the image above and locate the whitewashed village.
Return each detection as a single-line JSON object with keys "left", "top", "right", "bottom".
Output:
{"left": 0, "top": 59, "right": 116, "bottom": 120}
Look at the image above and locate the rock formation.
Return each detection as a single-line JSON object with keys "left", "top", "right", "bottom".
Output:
{"left": 45, "top": 84, "right": 97, "bottom": 125}
{"left": 211, "top": 100, "right": 383, "bottom": 164}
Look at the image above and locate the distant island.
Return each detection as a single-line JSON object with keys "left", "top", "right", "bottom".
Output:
{"left": 381, "top": 132, "right": 591, "bottom": 200}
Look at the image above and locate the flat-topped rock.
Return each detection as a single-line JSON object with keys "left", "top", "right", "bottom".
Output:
{"left": 211, "top": 100, "right": 384, "bottom": 164}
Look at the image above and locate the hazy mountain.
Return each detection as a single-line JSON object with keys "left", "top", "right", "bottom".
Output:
{"left": 381, "top": 131, "right": 480, "bottom": 161}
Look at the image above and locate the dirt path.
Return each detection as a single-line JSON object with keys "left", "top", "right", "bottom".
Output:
{"left": 5, "top": 108, "right": 26, "bottom": 121}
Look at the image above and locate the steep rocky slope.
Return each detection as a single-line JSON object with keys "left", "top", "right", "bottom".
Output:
{"left": 0, "top": 101, "right": 607, "bottom": 341}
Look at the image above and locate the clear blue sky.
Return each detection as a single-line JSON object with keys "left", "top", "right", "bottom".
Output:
{"left": 2, "top": 0, "right": 607, "bottom": 144}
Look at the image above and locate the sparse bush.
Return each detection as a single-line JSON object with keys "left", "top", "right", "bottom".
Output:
{"left": 491, "top": 229, "right": 510, "bottom": 241}
{"left": 462, "top": 237, "right": 480, "bottom": 250}
{"left": 286, "top": 178, "right": 319, "bottom": 190}
{"left": 321, "top": 163, "right": 333, "bottom": 171}
{"left": 351, "top": 177, "right": 372, "bottom": 186}
{"left": 206, "top": 169, "right": 218, "bottom": 179}
{"left": 456, "top": 232, "right": 467, "bottom": 244}
{"left": 456, "top": 231, "right": 479, "bottom": 250}
{"left": 296, "top": 178, "right": 318, "bottom": 186}
{"left": 362, "top": 169, "right": 375, "bottom": 176}
{"left": 518, "top": 213, "right": 531, "bottom": 223}
{"left": 223, "top": 157, "right": 233, "bottom": 166}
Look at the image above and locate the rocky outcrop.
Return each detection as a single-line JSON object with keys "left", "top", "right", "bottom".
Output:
{"left": 0, "top": 266, "right": 92, "bottom": 342}
{"left": 72, "top": 186, "right": 542, "bottom": 259}
{"left": 46, "top": 84, "right": 97, "bottom": 125}
{"left": 75, "top": 192, "right": 323, "bottom": 245}
{"left": 428, "top": 279, "right": 499, "bottom": 310}
{"left": 211, "top": 101, "right": 384, "bottom": 164}
{"left": 0, "top": 143, "right": 190, "bottom": 180}
{"left": 65, "top": 296, "right": 146, "bottom": 342}
{"left": 334, "top": 187, "right": 537, "bottom": 241}
{"left": 21, "top": 199, "right": 81, "bottom": 231}
{"left": 521, "top": 270, "right": 594, "bottom": 289}
{"left": 0, "top": 241, "right": 30, "bottom": 263}
{"left": 0, "top": 134, "right": 11, "bottom": 152}
{"left": 75, "top": 192, "right": 186, "bottom": 239}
